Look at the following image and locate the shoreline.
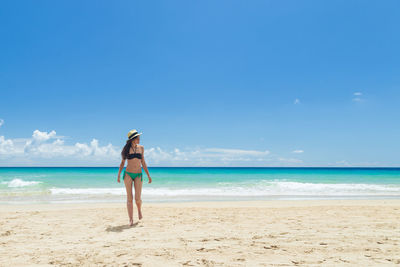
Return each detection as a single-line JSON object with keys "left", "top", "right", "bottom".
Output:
{"left": 2, "top": 199, "right": 400, "bottom": 211}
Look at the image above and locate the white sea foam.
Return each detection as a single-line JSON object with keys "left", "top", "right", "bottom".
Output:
{"left": 50, "top": 188, "right": 125, "bottom": 195}
{"left": 1, "top": 178, "right": 42, "bottom": 188}
{"left": 267, "top": 181, "right": 400, "bottom": 194}
{"left": 47, "top": 181, "right": 400, "bottom": 197}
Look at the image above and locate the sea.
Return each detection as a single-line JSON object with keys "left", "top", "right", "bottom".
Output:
{"left": 1, "top": 167, "right": 400, "bottom": 204}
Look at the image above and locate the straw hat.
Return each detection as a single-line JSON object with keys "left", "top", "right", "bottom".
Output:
{"left": 127, "top": 129, "right": 142, "bottom": 140}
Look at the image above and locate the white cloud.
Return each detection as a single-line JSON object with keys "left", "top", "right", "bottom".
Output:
{"left": 0, "top": 130, "right": 120, "bottom": 166}
{"left": 0, "top": 136, "right": 15, "bottom": 154}
{"left": 292, "top": 150, "right": 304, "bottom": 154}
{"left": 352, "top": 92, "right": 364, "bottom": 102}
{"left": 32, "top": 129, "right": 57, "bottom": 142}
{"left": 145, "top": 147, "right": 270, "bottom": 166}
{"left": 0, "top": 130, "right": 306, "bottom": 167}
{"left": 294, "top": 98, "right": 300, "bottom": 104}
{"left": 144, "top": 147, "right": 276, "bottom": 166}
{"left": 0, "top": 119, "right": 4, "bottom": 127}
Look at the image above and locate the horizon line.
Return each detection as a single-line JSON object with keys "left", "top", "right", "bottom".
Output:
{"left": 1, "top": 166, "right": 400, "bottom": 169}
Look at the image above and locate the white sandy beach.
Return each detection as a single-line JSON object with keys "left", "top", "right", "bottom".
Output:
{"left": 1, "top": 200, "right": 400, "bottom": 266}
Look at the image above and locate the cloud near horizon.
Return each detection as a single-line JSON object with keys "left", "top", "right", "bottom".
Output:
{"left": 0, "top": 130, "right": 304, "bottom": 167}
{"left": 145, "top": 147, "right": 272, "bottom": 167}
{"left": 0, "top": 130, "right": 120, "bottom": 166}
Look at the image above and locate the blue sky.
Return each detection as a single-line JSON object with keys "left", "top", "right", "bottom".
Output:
{"left": 1, "top": 0, "right": 400, "bottom": 166}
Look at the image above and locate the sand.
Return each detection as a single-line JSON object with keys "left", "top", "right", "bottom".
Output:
{"left": 1, "top": 200, "right": 400, "bottom": 266}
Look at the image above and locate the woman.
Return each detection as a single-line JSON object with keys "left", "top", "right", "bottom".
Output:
{"left": 117, "top": 129, "right": 152, "bottom": 226}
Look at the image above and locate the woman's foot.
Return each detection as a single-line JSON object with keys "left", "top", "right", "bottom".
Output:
{"left": 138, "top": 210, "right": 143, "bottom": 220}
{"left": 129, "top": 218, "right": 134, "bottom": 226}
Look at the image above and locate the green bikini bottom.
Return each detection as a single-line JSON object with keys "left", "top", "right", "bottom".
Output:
{"left": 123, "top": 170, "right": 143, "bottom": 182}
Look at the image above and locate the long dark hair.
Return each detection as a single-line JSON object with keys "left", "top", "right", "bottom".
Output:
{"left": 121, "top": 137, "right": 137, "bottom": 160}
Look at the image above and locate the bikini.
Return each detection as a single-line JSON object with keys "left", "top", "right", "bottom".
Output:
{"left": 123, "top": 145, "right": 143, "bottom": 182}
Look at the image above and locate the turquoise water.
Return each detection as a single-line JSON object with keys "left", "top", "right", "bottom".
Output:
{"left": 1, "top": 167, "right": 400, "bottom": 204}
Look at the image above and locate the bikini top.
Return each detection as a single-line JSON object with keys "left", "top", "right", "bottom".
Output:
{"left": 127, "top": 145, "right": 142, "bottom": 160}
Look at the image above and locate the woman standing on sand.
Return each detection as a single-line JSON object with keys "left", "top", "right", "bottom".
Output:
{"left": 117, "top": 129, "right": 152, "bottom": 226}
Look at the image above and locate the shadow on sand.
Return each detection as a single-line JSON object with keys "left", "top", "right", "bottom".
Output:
{"left": 106, "top": 222, "right": 139, "bottom": 232}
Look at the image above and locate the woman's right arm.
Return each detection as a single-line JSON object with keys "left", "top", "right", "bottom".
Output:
{"left": 117, "top": 158, "right": 126, "bottom": 183}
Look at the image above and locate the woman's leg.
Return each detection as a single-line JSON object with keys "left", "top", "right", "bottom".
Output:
{"left": 123, "top": 172, "right": 134, "bottom": 225}
{"left": 133, "top": 174, "right": 143, "bottom": 220}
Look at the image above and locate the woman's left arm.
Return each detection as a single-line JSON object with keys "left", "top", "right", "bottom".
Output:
{"left": 141, "top": 146, "right": 152, "bottom": 183}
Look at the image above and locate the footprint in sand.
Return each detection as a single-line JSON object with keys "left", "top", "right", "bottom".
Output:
{"left": 304, "top": 248, "right": 314, "bottom": 254}
{"left": 264, "top": 245, "right": 279, "bottom": 250}
{"left": 196, "top": 247, "right": 216, "bottom": 252}
{"left": 1, "top": 230, "right": 12, "bottom": 236}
